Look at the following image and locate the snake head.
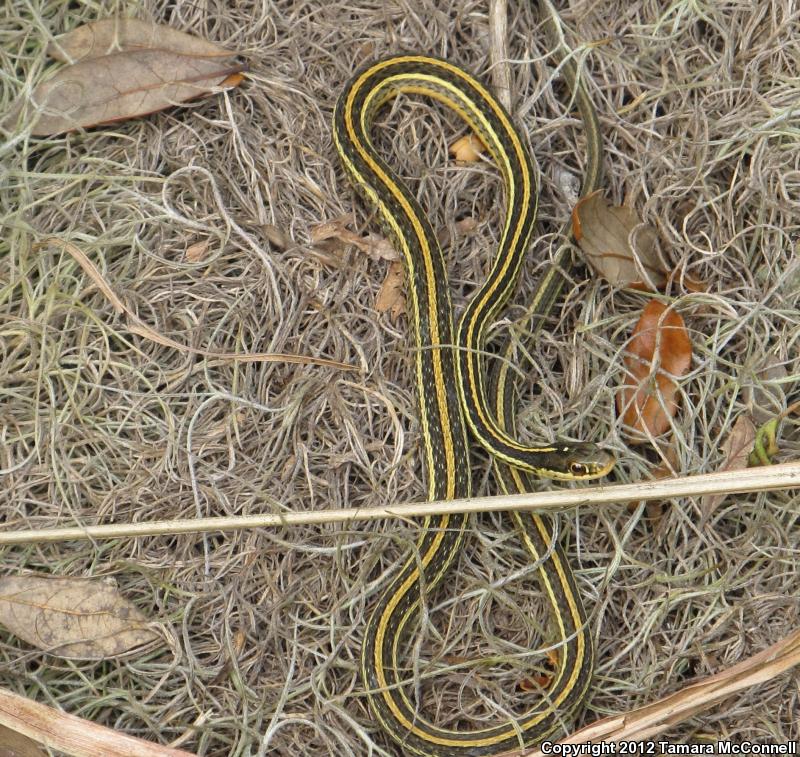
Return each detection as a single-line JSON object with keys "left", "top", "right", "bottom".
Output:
{"left": 541, "top": 443, "right": 616, "bottom": 481}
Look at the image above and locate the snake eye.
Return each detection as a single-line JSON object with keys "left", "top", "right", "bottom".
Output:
{"left": 569, "top": 462, "right": 589, "bottom": 477}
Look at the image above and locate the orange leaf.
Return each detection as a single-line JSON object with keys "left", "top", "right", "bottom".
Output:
{"left": 518, "top": 650, "right": 559, "bottom": 692}
{"left": 449, "top": 134, "right": 484, "bottom": 162}
{"left": 618, "top": 300, "right": 692, "bottom": 441}
{"left": 519, "top": 672, "right": 555, "bottom": 691}
{"left": 220, "top": 72, "right": 246, "bottom": 88}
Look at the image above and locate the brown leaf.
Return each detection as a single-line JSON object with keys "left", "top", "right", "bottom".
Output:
{"left": 617, "top": 300, "right": 692, "bottom": 441}
{"left": 13, "top": 50, "right": 245, "bottom": 136}
{"left": 220, "top": 72, "right": 246, "bottom": 88}
{"left": 185, "top": 239, "right": 210, "bottom": 262}
{"left": 261, "top": 224, "right": 290, "bottom": 251}
{"left": 449, "top": 134, "right": 484, "bottom": 162}
{"left": 310, "top": 215, "right": 355, "bottom": 245}
{"left": 311, "top": 217, "right": 399, "bottom": 262}
{"left": 0, "top": 725, "right": 46, "bottom": 757}
{"left": 633, "top": 441, "right": 680, "bottom": 516}
{"left": 573, "top": 191, "right": 668, "bottom": 290}
{"left": 744, "top": 355, "right": 788, "bottom": 425}
{"left": 518, "top": 672, "right": 554, "bottom": 691}
{"left": 47, "top": 18, "right": 235, "bottom": 62}
{"left": 0, "top": 574, "right": 159, "bottom": 659}
{"left": 436, "top": 216, "right": 479, "bottom": 248}
{"left": 644, "top": 498, "right": 667, "bottom": 521}
{"left": 375, "top": 260, "right": 406, "bottom": 321}
{"left": 674, "top": 273, "right": 707, "bottom": 293}
{"left": 700, "top": 414, "right": 756, "bottom": 519}
{"left": 518, "top": 649, "right": 558, "bottom": 692}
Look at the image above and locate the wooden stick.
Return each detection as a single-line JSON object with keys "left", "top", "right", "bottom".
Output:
{"left": 514, "top": 628, "right": 800, "bottom": 755}
{"left": 1, "top": 462, "right": 798, "bottom": 546}
{"left": 0, "top": 686, "right": 197, "bottom": 757}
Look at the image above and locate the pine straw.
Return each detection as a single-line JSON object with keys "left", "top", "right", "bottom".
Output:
{"left": 1, "top": 0, "right": 798, "bottom": 755}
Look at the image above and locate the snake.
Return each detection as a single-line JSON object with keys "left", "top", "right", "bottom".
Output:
{"left": 332, "top": 2, "right": 612, "bottom": 753}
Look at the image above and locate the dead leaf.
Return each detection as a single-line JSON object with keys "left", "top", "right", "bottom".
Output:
{"left": 375, "top": 260, "right": 406, "bottom": 321}
{"left": 633, "top": 441, "right": 680, "bottom": 516}
{"left": 0, "top": 574, "right": 159, "bottom": 659}
{"left": 310, "top": 215, "right": 355, "bottom": 244}
{"left": 518, "top": 648, "right": 559, "bottom": 692}
{"left": 210, "top": 627, "right": 248, "bottom": 686}
{"left": 573, "top": 191, "right": 668, "bottom": 290}
{"left": 454, "top": 217, "right": 479, "bottom": 236}
{"left": 311, "top": 216, "right": 398, "bottom": 262}
{"left": 518, "top": 672, "right": 555, "bottom": 691}
{"left": 449, "top": 134, "right": 484, "bottom": 162}
{"left": 644, "top": 498, "right": 667, "bottom": 521}
{"left": 744, "top": 355, "right": 788, "bottom": 425}
{"left": 185, "top": 240, "right": 210, "bottom": 262}
{"left": 12, "top": 50, "right": 245, "bottom": 136}
{"left": 617, "top": 300, "right": 692, "bottom": 441}
{"left": 219, "top": 72, "right": 246, "bottom": 88}
{"left": 670, "top": 271, "right": 707, "bottom": 293}
{"left": 436, "top": 216, "right": 479, "bottom": 248}
{"left": 700, "top": 414, "right": 756, "bottom": 519}
{"left": 0, "top": 725, "right": 46, "bottom": 757}
{"left": 47, "top": 18, "right": 234, "bottom": 62}
{"left": 262, "top": 224, "right": 290, "bottom": 251}
{"left": 368, "top": 236, "right": 400, "bottom": 262}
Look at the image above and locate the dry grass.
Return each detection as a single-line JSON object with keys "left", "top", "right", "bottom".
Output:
{"left": 1, "top": 0, "right": 798, "bottom": 755}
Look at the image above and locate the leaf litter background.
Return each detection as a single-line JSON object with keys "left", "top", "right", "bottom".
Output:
{"left": 1, "top": 0, "right": 799, "bottom": 754}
